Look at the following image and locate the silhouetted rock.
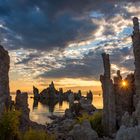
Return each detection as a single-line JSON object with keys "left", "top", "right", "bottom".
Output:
{"left": 15, "top": 90, "right": 30, "bottom": 131}
{"left": 116, "top": 17, "right": 140, "bottom": 131}
{"left": 33, "top": 99, "right": 38, "bottom": 109}
{"left": 68, "top": 93, "right": 74, "bottom": 109}
{"left": 33, "top": 86, "right": 40, "bottom": 99}
{"left": 58, "top": 88, "right": 63, "bottom": 99}
{"left": 101, "top": 56, "right": 135, "bottom": 135}
{"left": 71, "top": 102, "right": 82, "bottom": 116}
{"left": 132, "top": 17, "right": 140, "bottom": 107}
{"left": 49, "top": 81, "right": 57, "bottom": 98}
{"left": 0, "top": 45, "right": 10, "bottom": 116}
{"left": 87, "top": 90, "right": 93, "bottom": 102}
{"left": 79, "top": 97, "right": 95, "bottom": 113}
{"left": 40, "top": 81, "right": 57, "bottom": 100}
{"left": 40, "top": 88, "right": 48, "bottom": 99}
{"left": 75, "top": 90, "right": 82, "bottom": 100}
{"left": 100, "top": 53, "right": 116, "bottom": 135}
{"left": 114, "top": 72, "right": 135, "bottom": 127}
{"left": 65, "top": 109, "right": 74, "bottom": 118}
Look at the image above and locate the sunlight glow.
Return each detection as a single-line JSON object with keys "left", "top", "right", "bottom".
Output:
{"left": 121, "top": 80, "right": 128, "bottom": 87}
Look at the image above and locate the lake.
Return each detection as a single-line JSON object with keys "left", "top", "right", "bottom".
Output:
{"left": 11, "top": 94, "right": 103, "bottom": 125}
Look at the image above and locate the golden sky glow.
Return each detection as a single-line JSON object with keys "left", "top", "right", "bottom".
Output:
{"left": 10, "top": 76, "right": 101, "bottom": 93}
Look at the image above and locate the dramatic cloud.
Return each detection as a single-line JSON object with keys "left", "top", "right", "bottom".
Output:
{"left": 37, "top": 45, "right": 134, "bottom": 80}
{"left": 0, "top": 0, "right": 139, "bottom": 91}
{"left": 38, "top": 52, "right": 103, "bottom": 80}
{"left": 0, "top": 0, "right": 99, "bottom": 50}
{"left": 0, "top": 0, "right": 139, "bottom": 51}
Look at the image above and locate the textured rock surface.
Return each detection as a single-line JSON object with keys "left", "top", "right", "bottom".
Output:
{"left": 101, "top": 54, "right": 135, "bottom": 134}
{"left": 133, "top": 100, "right": 140, "bottom": 125}
{"left": 69, "top": 120, "right": 98, "bottom": 140}
{"left": 79, "top": 97, "right": 95, "bottom": 113}
{"left": 114, "top": 17, "right": 140, "bottom": 137}
{"left": 87, "top": 90, "right": 93, "bottom": 102}
{"left": 132, "top": 17, "right": 140, "bottom": 106}
{"left": 40, "top": 81, "right": 57, "bottom": 100}
{"left": 121, "top": 112, "right": 135, "bottom": 127}
{"left": 65, "top": 109, "right": 74, "bottom": 118}
{"left": 114, "top": 72, "right": 135, "bottom": 127}
{"left": 68, "top": 93, "right": 74, "bottom": 109}
{"left": 15, "top": 90, "right": 30, "bottom": 131}
{"left": 116, "top": 125, "right": 140, "bottom": 140}
{"left": 0, "top": 45, "right": 10, "bottom": 116}
{"left": 100, "top": 53, "right": 116, "bottom": 135}
{"left": 75, "top": 90, "right": 82, "bottom": 100}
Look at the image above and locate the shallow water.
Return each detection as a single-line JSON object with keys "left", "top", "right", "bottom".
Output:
{"left": 11, "top": 94, "right": 103, "bottom": 125}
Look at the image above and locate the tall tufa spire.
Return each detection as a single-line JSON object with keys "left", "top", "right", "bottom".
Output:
{"left": 132, "top": 17, "right": 140, "bottom": 107}
{"left": 133, "top": 17, "right": 139, "bottom": 33}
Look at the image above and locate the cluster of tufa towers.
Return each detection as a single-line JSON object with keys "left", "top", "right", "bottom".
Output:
{"left": 100, "top": 17, "right": 140, "bottom": 136}
{"left": 0, "top": 16, "right": 140, "bottom": 137}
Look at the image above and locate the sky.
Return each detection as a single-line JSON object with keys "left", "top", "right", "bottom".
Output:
{"left": 0, "top": 0, "right": 139, "bottom": 93}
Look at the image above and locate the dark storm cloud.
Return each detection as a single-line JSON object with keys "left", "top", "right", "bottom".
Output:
{"left": 0, "top": 0, "right": 99, "bottom": 50}
{"left": 0, "top": 0, "right": 138, "bottom": 50}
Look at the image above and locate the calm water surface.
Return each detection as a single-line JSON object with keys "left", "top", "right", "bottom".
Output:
{"left": 11, "top": 94, "right": 103, "bottom": 125}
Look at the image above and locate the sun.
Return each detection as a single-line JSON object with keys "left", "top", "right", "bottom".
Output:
{"left": 121, "top": 80, "right": 127, "bottom": 87}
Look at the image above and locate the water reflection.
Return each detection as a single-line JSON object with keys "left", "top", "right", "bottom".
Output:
{"left": 11, "top": 94, "right": 103, "bottom": 125}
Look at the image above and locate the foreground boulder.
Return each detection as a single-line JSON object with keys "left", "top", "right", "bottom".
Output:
{"left": 69, "top": 120, "right": 98, "bottom": 140}
{"left": 116, "top": 125, "right": 140, "bottom": 140}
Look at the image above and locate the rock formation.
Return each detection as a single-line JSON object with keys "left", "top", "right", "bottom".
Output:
{"left": 115, "top": 125, "right": 140, "bottom": 140}
{"left": 49, "top": 81, "right": 56, "bottom": 98}
{"left": 101, "top": 56, "right": 135, "bottom": 135}
{"left": 116, "top": 17, "right": 140, "bottom": 129}
{"left": 0, "top": 45, "right": 10, "bottom": 116}
{"left": 121, "top": 112, "right": 135, "bottom": 127}
{"left": 114, "top": 72, "right": 134, "bottom": 127}
{"left": 133, "top": 100, "right": 140, "bottom": 125}
{"left": 69, "top": 120, "right": 98, "bottom": 140}
{"left": 68, "top": 92, "right": 74, "bottom": 109}
{"left": 58, "top": 88, "right": 63, "bottom": 100}
{"left": 132, "top": 17, "right": 140, "bottom": 107}
{"left": 100, "top": 53, "right": 116, "bottom": 135}
{"left": 100, "top": 17, "right": 140, "bottom": 137}
{"left": 40, "top": 81, "right": 57, "bottom": 100}
{"left": 33, "top": 86, "right": 40, "bottom": 99}
{"left": 33, "top": 99, "right": 39, "bottom": 109}
{"left": 15, "top": 90, "right": 30, "bottom": 131}
{"left": 79, "top": 97, "right": 95, "bottom": 113}
{"left": 87, "top": 90, "right": 93, "bottom": 102}
{"left": 75, "top": 90, "right": 82, "bottom": 100}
